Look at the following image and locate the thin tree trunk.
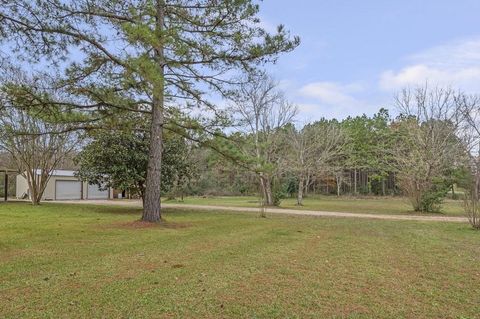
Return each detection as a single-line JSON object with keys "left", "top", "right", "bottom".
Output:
{"left": 297, "top": 176, "right": 304, "bottom": 206}
{"left": 260, "top": 175, "right": 267, "bottom": 201}
{"left": 25, "top": 170, "right": 49, "bottom": 205}
{"left": 354, "top": 169, "right": 357, "bottom": 195}
{"left": 142, "top": 0, "right": 165, "bottom": 222}
{"left": 367, "top": 173, "right": 371, "bottom": 194}
{"left": 260, "top": 175, "right": 273, "bottom": 206}
{"left": 304, "top": 173, "right": 310, "bottom": 197}
{"left": 475, "top": 163, "right": 480, "bottom": 226}
{"left": 32, "top": 196, "right": 40, "bottom": 205}
{"left": 265, "top": 181, "right": 273, "bottom": 205}
{"left": 393, "top": 172, "right": 396, "bottom": 193}
{"left": 336, "top": 175, "right": 341, "bottom": 196}
{"left": 3, "top": 173, "right": 8, "bottom": 202}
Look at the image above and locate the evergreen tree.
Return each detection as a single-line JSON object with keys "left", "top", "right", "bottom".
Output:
{"left": 0, "top": 0, "right": 299, "bottom": 221}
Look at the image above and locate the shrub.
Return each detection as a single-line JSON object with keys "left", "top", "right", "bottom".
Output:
{"left": 272, "top": 189, "right": 285, "bottom": 207}
{"left": 418, "top": 187, "right": 448, "bottom": 212}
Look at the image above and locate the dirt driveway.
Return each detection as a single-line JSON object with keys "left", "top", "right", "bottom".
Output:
{"left": 57, "top": 199, "right": 469, "bottom": 223}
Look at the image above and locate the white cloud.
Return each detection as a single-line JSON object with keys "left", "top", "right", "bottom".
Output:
{"left": 296, "top": 103, "right": 323, "bottom": 114}
{"left": 299, "top": 81, "right": 364, "bottom": 107}
{"left": 380, "top": 37, "right": 480, "bottom": 92}
{"left": 295, "top": 81, "right": 373, "bottom": 119}
{"left": 410, "top": 38, "right": 480, "bottom": 68}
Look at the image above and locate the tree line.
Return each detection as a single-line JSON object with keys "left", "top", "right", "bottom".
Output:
{"left": 191, "top": 81, "right": 473, "bottom": 215}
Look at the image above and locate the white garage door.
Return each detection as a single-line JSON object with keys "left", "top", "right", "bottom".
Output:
{"left": 87, "top": 184, "right": 109, "bottom": 200}
{"left": 55, "top": 180, "right": 82, "bottom": 200}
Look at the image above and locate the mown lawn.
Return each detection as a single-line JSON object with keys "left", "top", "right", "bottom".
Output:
{"left": 169, "top": 195, "right": 466, "bottom": 216}
{"left": 1, "top": 202, "right": 479, "bottom": 318}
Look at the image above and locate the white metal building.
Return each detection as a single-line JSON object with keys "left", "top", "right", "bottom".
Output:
{"left": 16, "top": 170, "right": 113, "bottom": 200}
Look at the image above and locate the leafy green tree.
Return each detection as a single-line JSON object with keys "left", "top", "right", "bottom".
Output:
{"left": 75, "top": 131, "right": 195, "bottom": 203}
{"left": 75, "top": 132, "right": 150, "bottom": 202}
{"left": 0, "top": 0, "right": 299, "bottom": 221}
{"left": 161, "top": 136, "right": 197, "bottom": 200}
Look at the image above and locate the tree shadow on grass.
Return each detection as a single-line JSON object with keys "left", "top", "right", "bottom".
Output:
{"left": 80, "top": 205, "right": 144, "bottom": 216}
{"left": 115, "top": 220, "right": 193, "bottom": 229}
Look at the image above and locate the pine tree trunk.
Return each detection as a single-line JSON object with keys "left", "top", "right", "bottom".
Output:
{"left": 143, "top": 96, "right": 164, "bottom": 222}
{"left": 142, "top": 0, "right": 165, "bottom": 222}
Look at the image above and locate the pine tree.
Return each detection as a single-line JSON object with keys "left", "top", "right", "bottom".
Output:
{"left": 0, "top": 0, "right": 299, "bottom": 221}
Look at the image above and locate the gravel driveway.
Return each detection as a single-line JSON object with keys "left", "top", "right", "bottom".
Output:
{"left": 56, "top": 199, "right": 469, "bottom": 223}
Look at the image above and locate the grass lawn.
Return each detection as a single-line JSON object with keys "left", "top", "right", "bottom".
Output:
{"left": 1, "top": 202, "right": 479, "bottom": 318}
{"left": 169, "top": 195, "right": 466, "bottom": 216}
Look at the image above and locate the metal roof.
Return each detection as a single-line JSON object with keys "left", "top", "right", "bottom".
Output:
{"left": 34, "top": 169, "right": 77, "bottom": 177}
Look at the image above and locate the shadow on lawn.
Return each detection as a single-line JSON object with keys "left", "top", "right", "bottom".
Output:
{"left": 112, "top": 220, "right": 193, "bottom": 230}
{"left": 81, "top": 205, "right": 204, "bottom": 217}
{"left": 71, "top": 205, "right": 197, "bottom": 229}
{"left": 32, "top": 203, "right": 145, "bottom": 216}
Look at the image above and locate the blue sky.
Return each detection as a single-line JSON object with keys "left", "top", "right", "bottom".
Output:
{"left": 259, "top": 0, "right": 480, "bottom": 120}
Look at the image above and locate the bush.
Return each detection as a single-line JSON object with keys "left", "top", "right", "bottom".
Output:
{"left": 272, "top": 189, "right": 287, "bottom": 206}
{"left": 416, "top": 179, "right": 450, "bottom": 212}
{"left": 272, "top": 187, "right": 287, "bottom": 206}
{"left": 418, "top": 189, "right": 447, "bottom": 212}
{"left": 358, "top": 185, "right": 370, "bottom": 195}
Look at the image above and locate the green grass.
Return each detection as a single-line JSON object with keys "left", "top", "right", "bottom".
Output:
{"left": 1, "top": 202, "right": 479, "bottom": 318}
{"left": 169, "top": 195, "right": 466, "bottom": 216}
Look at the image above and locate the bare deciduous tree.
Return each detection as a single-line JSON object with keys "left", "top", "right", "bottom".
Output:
{"left": 393, "top": 86, "right": 465, "bottom": 212}
{"left": 285, "top": 120, "right": 345, "bottom": 205}
{"left": 0, "top": 92, "right": 78, "bottom": 205}
{"left": 232, "top": 73, "right": 297, "bottom": 207}
{"left": 457, "top": 93, "right": 480, "bottom": 228}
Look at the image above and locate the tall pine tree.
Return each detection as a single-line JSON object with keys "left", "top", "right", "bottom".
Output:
{"left": 0, "top": 0, "right": 299, "bottom": 221}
